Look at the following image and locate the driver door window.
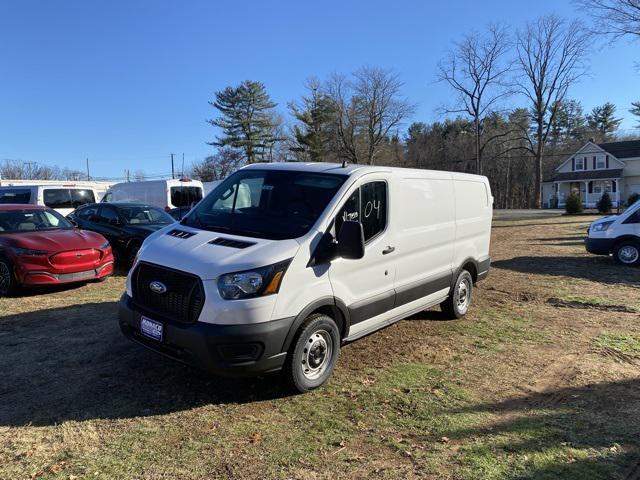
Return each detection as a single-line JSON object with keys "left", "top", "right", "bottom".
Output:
{"left": 335, "top": 182, "right": 387, "bottom": 243}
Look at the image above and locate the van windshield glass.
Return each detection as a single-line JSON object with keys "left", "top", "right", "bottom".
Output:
{"left": 0, "top": 189, "right": 31, "bottom": 204}
{"left": 171, "top": 186, "right": 203, "bottom": 207}
{"left": 184, "top": 170, "right": 347, "bottom": 240}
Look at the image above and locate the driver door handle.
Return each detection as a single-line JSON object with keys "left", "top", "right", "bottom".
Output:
{"left": 382, "top": 246, "right": 395, "bottom": 255}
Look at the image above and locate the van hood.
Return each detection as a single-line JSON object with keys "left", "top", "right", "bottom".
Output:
{"left": 136, "top": 225, "right": 302, "bottom": 280}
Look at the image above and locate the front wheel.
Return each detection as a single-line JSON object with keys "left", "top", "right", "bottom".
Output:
{"left": 441, "top": 270, "right": 473, "bottom": 319}
{"left": 285, "top": 313, "right": 341, "bottom": 393}
{"left": 613, "top": 241, "right": 640, "bottom": 266}
{"left": 0, "top": 257, "right": 18, "bottom": 296}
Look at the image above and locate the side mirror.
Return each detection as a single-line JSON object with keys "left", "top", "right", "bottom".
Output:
{"left": 336, "top": 221, "right": 365, "bottom": 260}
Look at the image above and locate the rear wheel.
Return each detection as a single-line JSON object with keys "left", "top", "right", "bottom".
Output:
{"left": 285, "top": 313, "right": 340, "bottom": 393}
{"left": 0, "top": 257, "right": 18, "bottom": 296}
{"left": 613, "top": 241, "right": 640, "bottom": 266}
{"left": 441, "top": 270, "right": 473, "bottom": 319}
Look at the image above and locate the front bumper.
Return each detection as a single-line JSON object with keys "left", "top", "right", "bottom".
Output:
{"left": 19, "top": 261, "right": 114, "bottom": 285}
{"left": 585, "top": 237, "right": 614, "bottom": 256}
{"left": 118, "top": 294, "right": 294, "bottom": 376}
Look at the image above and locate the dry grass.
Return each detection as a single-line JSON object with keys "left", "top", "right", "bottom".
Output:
{"left": 1, "top": 214, "right": 639, "bottom": 479}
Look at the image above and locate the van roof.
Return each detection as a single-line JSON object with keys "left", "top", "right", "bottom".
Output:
{"left": 241, "top": 162, "right": 488, "bottom": 182}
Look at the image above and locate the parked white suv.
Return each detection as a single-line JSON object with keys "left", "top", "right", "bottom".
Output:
{"left": 118, "top": 163, "right": 493, "bottom": 391}
{"left": 586, "top": 199, "right": 640, "bottom": 265}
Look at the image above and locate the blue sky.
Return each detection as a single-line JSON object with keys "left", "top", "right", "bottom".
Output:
{"left": 0, "top": 0, "right": 638, "bottom": 179}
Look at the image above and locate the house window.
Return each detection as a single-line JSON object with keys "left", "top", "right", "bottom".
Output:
{"left": 575, "top": 157, "right": 585, "bottom": 170}
{"left": 596, "top": 156, "right": 606, "bottom": 169}
{"left": 592, "top": 180, "right": 612, "bottom": 194}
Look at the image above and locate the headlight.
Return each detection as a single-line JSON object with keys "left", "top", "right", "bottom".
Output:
{"left": 218, "top": 259, "right": 291, "bottom": 300}
{"left": 11, "top": 247, "right": 49, "bottom": 256}
{"left": 591, "top": 220, "right": 614, "bottom": 232}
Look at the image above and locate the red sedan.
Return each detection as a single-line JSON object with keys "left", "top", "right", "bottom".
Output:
{"left": 0, "top": 204, "right": 114, "bottom": 295}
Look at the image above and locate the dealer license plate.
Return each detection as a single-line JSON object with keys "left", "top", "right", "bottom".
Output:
{"left": 140, "top": 316, "right": 163, "bottom": 342}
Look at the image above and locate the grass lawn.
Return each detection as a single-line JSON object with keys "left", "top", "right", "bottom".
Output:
{"left": 1, "top": 214, "right": 639, "bottom": 479}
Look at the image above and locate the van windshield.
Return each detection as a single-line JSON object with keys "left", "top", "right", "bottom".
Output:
{"left": 184, "top": 170, "right": 347, "bottom": 240}
{"left": 0, "top": 188, "right": 32, "bottom": 204}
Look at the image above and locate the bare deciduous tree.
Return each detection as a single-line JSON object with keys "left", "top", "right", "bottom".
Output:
{"left": 326, "top": 67, "right": 414, "bottom": 165}
{"left": 578, "top": 0, "right": 640, "bottom": 39}
{"left": 325, "top": 73, "right": 360, "bottom": 164}
{"left": 191, "top": 147, "right": 244, "bottom": 182}
{"left": 353, "top": 66, "right": 415, "bottom": 165}
{"left": 515, "top": 15, "right": 591, "bottom": 207}
{"left": 438, "top": 24, "right": 512, "bottom": 174}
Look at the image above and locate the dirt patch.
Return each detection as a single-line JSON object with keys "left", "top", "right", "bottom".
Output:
{"left": 546, "top": 297, "right": 639, "bottom": 313}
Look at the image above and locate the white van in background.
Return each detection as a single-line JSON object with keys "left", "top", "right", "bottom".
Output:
{"left": 585, "top": 198, "right": 640, "bottom": 265}
{"left": 102, "top": 179, "right": 204, "bottom": 210}
{"left": 0, "top": 183, "right": 104, "bottom": 216}
{"left": 118, "top": 163, "right": 492, "bottom": 392}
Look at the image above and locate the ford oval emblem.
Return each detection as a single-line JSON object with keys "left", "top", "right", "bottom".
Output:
{"left": 149, "top": 281, "right": 167, "bottom": 294}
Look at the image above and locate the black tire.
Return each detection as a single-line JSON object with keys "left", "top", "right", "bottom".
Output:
{"left": 126, "top": 240, "right": 142, "bottom": 265}
{"left": 285, "top": 313, "right": 341, "bottom": 393}
{"left": 440, "top": 269, "right": 473, "bottom": 319}
{"left": 0, "top": 256, "right": 18, "bottom": 296}
{"left": 613, "top": 241, "right": 640, "bottom": 266}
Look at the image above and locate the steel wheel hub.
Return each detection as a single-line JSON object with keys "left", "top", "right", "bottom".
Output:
{"left": 619, "top": 245, "right": 639, "bottom": 264}
{"left": 301, "top": 330, "right": 333, "bottom": 380}
{"left": 456, "top": 278, "right": 471, "bottom": 312}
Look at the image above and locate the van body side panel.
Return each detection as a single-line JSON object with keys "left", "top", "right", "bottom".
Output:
{"left": 452, "top": 178, "right": 492, "bottom": 271}
{"left": 392, "top": 173, "right": 455, "bottom": 309}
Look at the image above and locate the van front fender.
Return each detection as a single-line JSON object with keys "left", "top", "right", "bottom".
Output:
{"left": 281, "top": 296, "right": 350, "bottom": 353}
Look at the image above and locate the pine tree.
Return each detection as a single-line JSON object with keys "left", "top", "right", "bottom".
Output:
{"left": 587, "top": 102, "right": 622, "bottom": 141}
{"left": 630, "top": 101, "right": 640, "bottom": 128}
{"left": 288, "top": 81, "right": 338, "bottom": 162}
{"left": 208, "top": 81, "right": 278, "bottom": 164}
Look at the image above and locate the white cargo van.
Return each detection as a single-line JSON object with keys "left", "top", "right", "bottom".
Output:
{"left": 0, "top": 184, "right": 101, "bottom": 216}
{"left": 118, "top": 163, "right": 492, "bottom": 391}
{"left": 585, "top": 198, "right": 640, "bottom": 265}
{"left": 102, "top": 179, "right": 204, "bottom": 210}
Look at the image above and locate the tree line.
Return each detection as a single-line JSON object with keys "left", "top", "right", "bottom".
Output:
{"left": 196, "top": 1, "right": 640, "bottom": 208}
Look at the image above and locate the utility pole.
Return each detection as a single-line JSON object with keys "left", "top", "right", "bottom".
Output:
{"left": 86, "top": 158, "right": 90, "bottom": 181}
{"left": 181, "top": 152, "right": 185, "bottom": 178}
{"left": 171, "top": 153, "right": 175, "bottom": 179}
{"left": 24, "top": 161, "right": 36, "bottom": 180}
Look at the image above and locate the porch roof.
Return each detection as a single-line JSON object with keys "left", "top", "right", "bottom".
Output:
{"left": 544, "top": 168, "right": 623, "bottom": 183}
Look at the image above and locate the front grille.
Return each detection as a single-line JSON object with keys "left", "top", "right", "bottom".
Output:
{"left": 132, "top": 262, "right": 205, "bottom": 324}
